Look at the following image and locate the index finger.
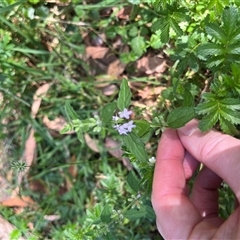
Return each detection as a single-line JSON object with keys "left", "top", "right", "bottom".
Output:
{"left": 178, "top": 119, "right": 240, "bottom": 201}
{"left": 152, "top": 129, "right": 201, "bottom": 239}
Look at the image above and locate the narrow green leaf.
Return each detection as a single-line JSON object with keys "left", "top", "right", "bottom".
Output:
{"left": 160, "top": 21, "right": 170, "bottom": 43}
{"left": 117, "top": 79, "right": 131, "bottom": 111}
{"left": 100, "top": 102, "right": 117, "bottom": 123}
{"left": 134, "top": 120, "right": 150, "bottom": 138}
{"left": 0, "top": 0, "right": 26, "bottom": 14}
{"left": 220, "top": 98, "right": 240, "bottom": 109}
{"left": 65, "top": 102, "right": 78, "bottom": 121}
{"left": 122, "top": 132, "right": 148, "bottom": 162}
{"left": 170, "top": 18, "right": 183, "bottom": 36}
{"left": 127, "top": 171, "right": 140, "bottom": 193}
{"left": 219, "top": 116, "right": 239, "bottom": 135}
{"left": 12, "top": 47, "right": 49, "bottom": 54}
{"left": 196, "top": 101, "right": 218, "bottom": 115}
{"left": 219, "top": 107, "right": 240, "bottom": 124}
{"left": 167, "top": 107, "right": 195, "bottom": 128}
{"left": 198, "top": 43, "right": 224, "bottom": 57}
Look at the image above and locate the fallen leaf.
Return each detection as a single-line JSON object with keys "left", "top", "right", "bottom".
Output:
{"left": 43, "top": 115, "right": 74, "bottom": 133}
{"left": 136, "top": 55, "right": 166, "bottom": 75}
{"left": 102, "top": 84, "right": 118, "bottom": 96}
{"left": 138, "top": 86, "right": 165, "bottom": 100}
{"left": 107, "top": 59, "right": 125, "bottom": 77}
{"left": 44, "top": 215, "right": 61, "bottom": 221}
{"left": 1, "top": 196, "right": 36, "bottom": 207}
{"left": 31, "top": 83, "right": 51, "bottom": 118}
{"left": 86, "top": 46, "right": 109, "bottom": 59}
{"left": 84, "top": 133, "right": 100, "bottom": 153}
{"left": 117, "top": 6, "right": 132, "bottom": 20}
{"left": 105, "top": 137, "right": 132, "bottom": 170}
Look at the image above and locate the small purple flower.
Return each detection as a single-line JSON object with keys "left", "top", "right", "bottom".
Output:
{"left": 119, "top": 108, "right": 132, "bottom": 119}
{"left": 114, "top": 120, "right": 136, "bottom": 135}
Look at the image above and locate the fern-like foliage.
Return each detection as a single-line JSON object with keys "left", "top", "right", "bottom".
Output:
{"left": 198, "top": 6, "right": 240, "bottom": 70}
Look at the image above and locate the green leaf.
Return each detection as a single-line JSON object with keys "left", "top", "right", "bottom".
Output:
{"left": 196, "top": 101, "right": 218, "bottom": 115}
{"left": 117, "top": 79, "right": 131, "bottom": 111}
{"left": 134, "top": 120, "right": 150, "bottom": 138}
{"left": 0, "top": 0, "right": 26, "bottom": 14}
{"left": 198, "top": 43, "right": 224, "bottom": 57}
{"left": 222, "top": 6, "right": 239, "bottom": 38}
{"left": 130, "top": 36, "right": 146, "bottom": 56}
{"left": 124, "top": 208, "right": 146, "bottom": 220}
{"left": 219, "top": 116, "right": 239, "bottom": 135}
{"left": 170, "top": 18, "right": 183, "bottom": 36}
{"left": 160, "top": 21, "right": 170, "bottom": 43}
{"left": 64, "top": 102, "right": 78, "bottom": 121}
{"left": 182, "top": 88, "right": 194, "bottom": 107}
{"left": 127, "top": 171, "right": 140, "bottom": 193}
{"left": 167, "top": 107, "right": 195, "bottom": 128}
{"left": 205, "top": 23, "right": 226, "bottom": 42}
{"left": 122, "top": 132, "right": 148, "bottom": 162}
{"left": 198, "top": 111, "right": 218, "bottom": 132}
{"left": 100, "top": 205, "right": 112, "bottom": 223}
{"left": 100, "top": 102, "right": 117, "bottom": 123}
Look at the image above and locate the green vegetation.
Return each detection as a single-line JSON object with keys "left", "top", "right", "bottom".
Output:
{"left": 0, "top": 0, "right": 239, "bottom": 239}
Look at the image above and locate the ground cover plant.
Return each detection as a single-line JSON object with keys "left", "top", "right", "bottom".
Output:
{"left": 0, "top": 0, "right": 239, "bottom": 239}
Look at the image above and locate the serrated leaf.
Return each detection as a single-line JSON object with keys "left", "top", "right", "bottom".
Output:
{"left": 122, "top": 132, "right": 148, "bottom": 162}
{"left": 170, "top": 18, "right": 183, "bottom": 36}
{"left": 196, "top": 101, "right": 218, "bottom": 115}
{"left": 198, "top": 111, "right": 219, "bottom": 132}
{"left": 167, "top": 107, "right": 195, "bottom": 128}
{"left": 205, "top": 23, "right": 226, "bottom": 42}
{"left": 220, "top": 98, "right": 240, "bottom": 109}
{"left": 127, "top": 171, "right": 140, "bottom": 193}
{"left": 222, "top": 6, "right": 239, "bottom": 38}
{"left": 100, "top": 102, "right": 117, "bottom": 123}
{"left": 219, "top": 107, "right": 240, "bottom": 124}
{"left": 198, "top": 43, "right": 224, "bottom": 57}
{"left": 64, "top": 102, "right": 78, "bottom": 121}
{"left": 160, "top": 21, "right": 170, "bottom": 43}
{"left": 219, "top": 116, "right": 239, "bottom": 135}
{"left": 130, "top": 36, "right": 146, "bottom": 56}
{"left": 117, "top": 79, "right": 131, "bottom": 111}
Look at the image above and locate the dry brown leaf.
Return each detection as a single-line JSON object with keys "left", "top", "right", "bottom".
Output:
{"left": 43, "top": 215, "right": 61, "bottom": 221}
{"left": 86, "top": 46, "right": 109, "bottom": 59}
{"left": 84, "top": 133, "right": 99, "bottom": 153}
{"left": 105, "top": 137, "right": 132, "bottom": 170}
{"left": 136, "top": 56, "right": 166, "bottom": 75}
{"left": 107, "top": 59, "right": 125, "bottom": 77}
{"left": 43, "top": 115, "right": 74, "bottom": 133}
{"left": 31, "top": 83, "right": 51, "bottom": 118}
{"left": 117, "top": 6, "right": 132, "bottom": 20}
{"left": 102, "top": 84, "right": 118, "bottom": 96}
{"left": 1, "top": 196, "right": 35, "bottom": 207}
{"left": 138, "top": 86, "right": 166, "bottom": 100}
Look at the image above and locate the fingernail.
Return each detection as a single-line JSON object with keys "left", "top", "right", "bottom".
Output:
{"left": 178, "top": 121, "right": 198, "bottom": 136}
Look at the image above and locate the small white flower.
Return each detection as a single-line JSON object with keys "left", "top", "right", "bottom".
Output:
{"left": 149, "top": 157, "right": 156, "bottom": 164}
{"left": 119, "top": 108, "right": 132, "bottom": 119}
{"left": 118, "top": 125, "right": 129, "bottom": 135}
{"left": 112, "top": 115, "right": 119, "bottom": 121}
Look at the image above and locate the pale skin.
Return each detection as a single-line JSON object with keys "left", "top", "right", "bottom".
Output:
{"left": 151, "top": 119, "right": 240, "bottom": 239}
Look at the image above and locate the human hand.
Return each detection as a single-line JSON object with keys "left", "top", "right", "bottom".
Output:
{"left": 152, "top": 119, "right": 240, "bottom": 239}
